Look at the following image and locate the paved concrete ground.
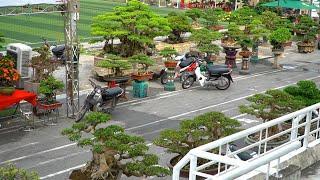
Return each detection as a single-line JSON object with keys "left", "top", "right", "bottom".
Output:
{"left": 0, "top": 48, "right": 320, "bottom": 179}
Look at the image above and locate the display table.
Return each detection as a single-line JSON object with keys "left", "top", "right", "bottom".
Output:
{"left": 0, "top": 90, "right": 37, "bottom": 110}
{"left": 0, "top": 90, "right": 37, "bottom": 131}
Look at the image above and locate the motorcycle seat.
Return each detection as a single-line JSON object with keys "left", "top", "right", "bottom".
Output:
{"left": 208, "top": 64, "right": 229, "bottom": 69}
{"left": 179, "top": 57, "right": 195, "bottom": 68}
{"left": 103, "top": 87, "right": 123, "bottom": 97}
{"left": 208, "top": 67, "right": 230, "bottom": 75}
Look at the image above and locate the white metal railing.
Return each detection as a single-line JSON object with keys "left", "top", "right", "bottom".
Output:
{"left": 172, "top": 103, "right": 320, "bottom": 180}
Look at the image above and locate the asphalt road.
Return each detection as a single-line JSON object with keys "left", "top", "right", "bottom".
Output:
{"left": 1, "top": 64, "right": 320, "bottom": 179}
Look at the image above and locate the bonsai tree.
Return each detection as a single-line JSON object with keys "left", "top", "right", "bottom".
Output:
{"left": 190, "top": 28, "right": 221, "bottom": 60}
{"left": 91, "top": 0, "right": 171, "bottom": 57}
{"left": 202, "top": 8, "right": 226, "bottom": 29}
{"left": 159, "top": 47, "right": 178, "bottom": 61}
{"left": 39, "top": 75, "right": 64, "bottom": 104}
{"left": 62, "top": 112, "right": 170, "bottom": 179}
{"left": 128, "top": 54, "right": 155, "bottom": 75}
{"left": 97, "top": 54, "right": 131, "bottom": 77}
{"left": 269, "top": 28, "right": 292, "bottom": 51}
{"left": 284, "top": 80, "right": 320, "bottom": 107}
{"left": 260, "top": 11, "right": 279, "bottom": 30}
{"left": 154, "top": 112, "right": 241, "bottom": 163}
{"left": 29, "top": 45, "right": 59, "bottom": 83}
{"left": 295, "top": 15, "right": 318, "bottom": 52}
{"left": 185, "top": 8, "right": 203, "bottom": 26}
{"left": 167, "top": 12, "right": 192, "bottom": 43}
{"left": 239, "top": 89, "right": 304, "bottom": 136}
{"left": 231, "top": 6, "right": 257, "bottom": 32}
{"left": 0, "top": 164, "right": 39, "bottom": 180}
{"left": 223, "top": 23, "right": 243, "bottom": 45}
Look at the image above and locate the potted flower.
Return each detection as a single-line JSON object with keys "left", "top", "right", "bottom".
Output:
{"left": 0, "top": 55, "right": 20, "bottom": 95}
{"left": 153, "top": 112, "right": 241, "bottom": 177}
{"left": 63, "top": 112, "right": 170, "bottom": 179}
{"left": 25, "top": 45, "right": 59, "bottom": 95}
{"left": 159, "top": 47, "right": 178, "bottom": 68}
{"left": 239, "top": 89, "right": 304, "bottom": 148}
{"left": 38, "top": 75, "right": 64, "bottom": 108}
{"left": 295, "top": 15, "right": 318, "bottom": 53}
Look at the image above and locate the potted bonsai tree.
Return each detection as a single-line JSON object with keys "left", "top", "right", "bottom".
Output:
{"left": 38, "top": 75, "right": 64, "bottom": 108}
{"left": 25, "top": 45, "right": 59, "bottom": 94}
{"left": 202, "top": 8, "right": 226, "bottom": 31}
{"left": 295, "top": 15, "right": 318, "bottom": 53}
{"left": 62, "top": 112, "right": 170, "bottom": 180}
{"left": 190, "top": 28, "right": 221, "bottom": 63}
{"left": 96, "top": 54, "right": 132, "bottom": 82}
{"left": 222, "top": 23, "right": 242, "bottom": 68}
{"left": 154, "top": 112, "right": 241, "bottom": 177}
{"left": 269, "top": 28, "right": 292, "bottom": 68}
{"left": 239, "top": 89, "right": 304, "bottom": 148}
{"left": 0, "top": 55, "right": 20, "bottom": 95}
{"left": 128, "top": 54, "right": 155, "bottom": 81}
{"left": 159, "top": 47, "right": 178, "bottom": 68}
{"left": 167, "top": 12, "right": 192, "bottom": 44}
{"left": 185, "top": 8, "right": 203, "bottom": 28}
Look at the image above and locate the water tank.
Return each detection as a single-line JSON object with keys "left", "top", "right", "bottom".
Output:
{"left": 6, "top": 43, "right": 32, "bottom": 88}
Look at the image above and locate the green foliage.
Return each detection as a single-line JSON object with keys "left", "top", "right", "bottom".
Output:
{"left": 91, "top": 0, "right": 171, "bottom": 57}
{"left": 295, "top": 15, "right": 318, "bottom": 43}
{"left": 128, "top": 54, "right": 155, "bottom": 72}
{"left": 284, "top": 80, "right": 320, "bottom": 106}
{"left": 167, "top": 12, "right": 192, "bottom": 43}
{"left": 154, "top": 112, "right": 241, "bottom": 157}
{"left": 39, "top": 75, "right": 64, "bottom": 103}
{"left": 231, "top": 6, "right": 257, "bottom": 26}
{"left": 226, "top": 23, "right": 244, "bottom": 42}
{"left": 0, "top": 164, "right": 39, "bottom": 180}
{"left": 185, "top": 8, "right": 203, "bottom": 22}
{"left": 97, "top": 54, "right": 131, "bottom": 77}
{"left": 202, "top": 8, "right": 226, "bottom": 27}
{"left": 159, "top": 47, "right": 178, "bottom": 58}
{"left": 269, "top": 28, "right": 292, "bottom": 50}
{"left": 190, "top": 28, "right": 221, "bottom": 54}
{"left": 62, "top": 112, "right": 169, "bottom": 179}
{"left": 239, "top": 89, "right": 304, "bottom": 122}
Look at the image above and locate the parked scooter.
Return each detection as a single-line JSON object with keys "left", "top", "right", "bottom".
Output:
{"left": 75, "top": 79, "right": 124, "bottom": 122}
{"left": 181, "top": 59, "right": 233, "bottom": 90}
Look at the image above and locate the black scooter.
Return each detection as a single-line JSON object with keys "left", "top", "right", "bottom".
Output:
{"left": 75, "top": 79, "right": 123, "bottom": 122}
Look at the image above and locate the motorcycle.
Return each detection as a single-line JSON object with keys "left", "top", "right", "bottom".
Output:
{"left": 159, "top": 53, "right": 201, "bottom": 84}
{"left": 75, "top": 79, "right": 124, "bottom": 122}
{"left": 181, "top": 59, "right": 233, "bottom": 90}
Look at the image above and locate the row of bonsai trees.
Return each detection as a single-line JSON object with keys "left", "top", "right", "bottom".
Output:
{"left": 93, "top": 1, "right": 320, "bottom": 81}
{"left": 2, "top": 80, "right": 319, "bottom": 179}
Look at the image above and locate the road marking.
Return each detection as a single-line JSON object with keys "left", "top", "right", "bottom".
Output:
{"left": 0, "top": 142, "right": 39, "bottom": 154}
{"left": 126, "top": 75, "right": 320, "bottom": 131}
{"left": 40, "top": 163, "right": 86, "bottom": 179}
{"left": 237, "top": 118, "right": 259, "bottom": 124}
{"left": 232, "top": 113, "right": 247, "bottom": 119}
{"left": 0, "top": 143, "right": 77, "bottom": 165}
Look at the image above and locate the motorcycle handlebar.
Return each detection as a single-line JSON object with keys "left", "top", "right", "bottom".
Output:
{"left": 88, "top": 79, "right": 101, "bottom": 90}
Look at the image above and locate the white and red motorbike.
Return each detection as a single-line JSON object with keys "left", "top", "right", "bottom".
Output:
{"left": 181, "top": 59, "right": 233, "bottom": 90}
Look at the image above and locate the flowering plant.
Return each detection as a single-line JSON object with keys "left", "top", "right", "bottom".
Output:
{"left": 0, "top": 56, "right": 20, "bottom": 87}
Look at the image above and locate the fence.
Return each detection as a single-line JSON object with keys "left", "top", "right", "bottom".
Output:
{"left": 172, "top": 103, "right": 320, "bottom": 180}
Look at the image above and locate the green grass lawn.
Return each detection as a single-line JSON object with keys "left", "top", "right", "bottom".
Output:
{"left": 0, "top": 0, "right": 182, "bottom": 48}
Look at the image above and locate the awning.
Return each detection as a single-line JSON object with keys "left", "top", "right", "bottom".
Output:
{"left": 0, "top": 0, "right": 63, "bottom": 8}
{"left": 261, "top": 0, "right": 319, "bottom": 10}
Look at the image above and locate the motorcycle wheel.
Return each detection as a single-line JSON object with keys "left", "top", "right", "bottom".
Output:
{"left": 75, "top": 104, "right": 89, "bottom": 122}
{"left": 216, "top": 76, "right": 230, "bottom": 90}
{"left": 182, "top": 76, "right": 194, "bottom": 89}
{"left": 160, "top": 73, "right": 168, "bottom": 85}
{"left": 180, "top": 72, "right": 188, "bottom": 82}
